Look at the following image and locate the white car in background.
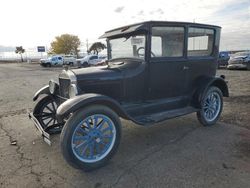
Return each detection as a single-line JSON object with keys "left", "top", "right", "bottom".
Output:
{"left": 76, "top": 55, "right": 107, "bottom": 67}
{"left": 227, "top": 51, "right": 250, "bottom": 70}
{"left": 40, "top": 55, "right": 76, "bottom": 67}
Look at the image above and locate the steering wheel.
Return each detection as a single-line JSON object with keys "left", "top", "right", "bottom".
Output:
{"left": 136, "top": 47, "right": 156, "bottom": 57}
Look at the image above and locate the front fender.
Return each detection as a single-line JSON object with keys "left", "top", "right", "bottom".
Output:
{"left": 33, "top": 85, "right": 50, "bottom": 101}
{"left": 56, "top": 93, "right": 129, "bottom": 122}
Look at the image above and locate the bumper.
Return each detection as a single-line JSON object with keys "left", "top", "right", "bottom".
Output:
{"left": 28, "top": 112, "right": 51, "bottom": 145}
{"left": 227, "top": 64, "right": 247, "bottom": 69}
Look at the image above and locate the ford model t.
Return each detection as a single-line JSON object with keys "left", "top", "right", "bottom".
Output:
{"left": 29, "top": 21, "right": 229, "bottom": 171}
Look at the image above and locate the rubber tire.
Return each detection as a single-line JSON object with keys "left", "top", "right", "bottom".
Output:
{"left": 246, "top": 63, "right": 250, "bottom": 70}
{"left": 60, "top": 105, "right": 121, "bottom": 171}
{"left": 47, "top": 63, "right": 51, "bottom": 67}
{"left": 83, "top": 62, "right": 88, "bottom": 67}
{"left": 33, "top": 95, "right": 60, "bottom": 134}
{"left": 197, "top": 86, "right": 223, "bottom": 126}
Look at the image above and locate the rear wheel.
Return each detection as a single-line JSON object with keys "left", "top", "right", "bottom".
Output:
{"left": 82, "top": 62, "right": 88, "bottom": 67}
{"left": 197, "top": 86, "right": 223, "bottom": 126}
{"left": 60, "top": 105, "right": 121, "bottom": 171}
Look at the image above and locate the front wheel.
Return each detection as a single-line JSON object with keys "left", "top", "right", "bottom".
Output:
{"left": 60, "top": 105, "right": 121, "bottom": 171}
{"left": 197, "top": 86, "right": 223, "bottom": 126}
{"left": 33, "top": 95, "right": 62, "bottom": 134}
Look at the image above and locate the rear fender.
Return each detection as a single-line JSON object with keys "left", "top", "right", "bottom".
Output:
{"left": 56, "top": 93, "right": 129, "bottom": 122}
{"left": 192, "top": 76, "right": 229, "bottom": 108}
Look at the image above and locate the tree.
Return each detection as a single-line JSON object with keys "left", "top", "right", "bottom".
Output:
{"left": 50, "top": 34, "right": 81, "bottom": 56}
{"left": 15, "top": 46, "right": 25, "bottom": 62}
{"left": 88, "top": 42, "right": 106, "bottom": 55}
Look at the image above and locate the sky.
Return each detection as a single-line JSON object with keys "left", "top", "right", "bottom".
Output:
{"left": 0, "top": 0, "right": 249, "bottom": 51}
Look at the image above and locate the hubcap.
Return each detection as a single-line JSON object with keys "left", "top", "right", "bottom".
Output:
{"left": 202, "top": 91, "right": 221, "bottom": 122}
{"left": 71, "top": 114, "right": 116, "bottom": 163}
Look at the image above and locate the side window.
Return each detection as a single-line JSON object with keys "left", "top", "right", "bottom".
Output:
{"left": 90, "top": 56, "right": 98, "bottom": 60}
{"left": 52, "top": 57, "right": 56, "bottom": 61}
{"left": 151, "top": 36, "right": 162, "bottom": 57}
{"left": 58, "top": 57, "right": 62, "bottom": 60}
{"left": 151, "top": 26, "right": 184, "bottom": 57}
{"left": 188, "top": 27, "right": 214, "bottom": 56}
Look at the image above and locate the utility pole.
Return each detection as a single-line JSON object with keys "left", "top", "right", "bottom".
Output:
{"left": 86, "top": 39, "right": 89, "bottom": 54}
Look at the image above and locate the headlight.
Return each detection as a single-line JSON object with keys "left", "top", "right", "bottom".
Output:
{"left": 69, "top": 84, "right": 78, "bottom": 98}
{"left": 49, "top": 80, "right": 58, "bottom": 94}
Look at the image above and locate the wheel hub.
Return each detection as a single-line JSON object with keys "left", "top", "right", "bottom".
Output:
{"left": 71, "top": 114, "right": 116, "bottom": 163}
{"left": 203, "top": 91, "right": 221, "bottom": 122}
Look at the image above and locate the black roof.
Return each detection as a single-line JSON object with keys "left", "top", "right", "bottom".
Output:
{"left": 99, "top": 20, "right": 221, "bottom": 39}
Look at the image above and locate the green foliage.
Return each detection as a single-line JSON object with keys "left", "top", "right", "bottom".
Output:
{"left": 15, "top": 46, "right": 25, "bottom": 62}
{"left": 50, "top": 34, "right": 81, "bottom": 56}
{"left": 88, "top": 42, "right": 106, "bottom": 55}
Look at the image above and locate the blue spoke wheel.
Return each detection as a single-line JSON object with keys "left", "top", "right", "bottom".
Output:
{"left": 197, "top": 86, "right": 223, "bottom": 126}
{"left": 60, "top": 105, "right": 121, "bottom": 171}
{"left": 71, "top": 114, "right": 116, "bottom": 163}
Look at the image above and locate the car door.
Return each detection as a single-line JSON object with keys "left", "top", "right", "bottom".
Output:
{"left": 57, "top": 56, "right": 63, "bottom": 65}
{"left": 89, "top": 56, "right": 98, "bottom": 65}
{"left": 51, "top": 57, "right": 57, "bottom": 66}
{"left": 148, "top": 26, "right": 189, "bottom": 103}
{"left": 186, "top": 27, "right": 217, "bottom": 91}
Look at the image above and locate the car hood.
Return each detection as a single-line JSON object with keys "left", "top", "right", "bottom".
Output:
{"left": 71, "top": 65, "right": 122, "bottom": 83}
{"left": 71, "top": 59, "right": 143, "bottom": 84}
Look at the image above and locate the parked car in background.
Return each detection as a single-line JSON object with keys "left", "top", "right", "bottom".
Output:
{"left": 76, "top": 55, "right": 107, "bottom": 67}
{"left": 217, "top": 51, "right": 230, "bottom": 68}
{"left": 40, "top": 55, "right": 76, "bottom": 67}
{"left": 227, "top": 51, "right": 250, "bottom": 70}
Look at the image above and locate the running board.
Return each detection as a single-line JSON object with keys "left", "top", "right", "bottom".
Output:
{"left": 133, "top": 106, "right": 199, "bottom": 125}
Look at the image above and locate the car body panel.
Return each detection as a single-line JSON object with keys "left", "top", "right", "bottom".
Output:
{"left": 31, "top": 21, "right": 227, "bottom": 141}
{"left": 58, "top": 21, "right": 222, "bottom": 121}
{"left": 217, "top": 51, "right": 230, "bottom": 67}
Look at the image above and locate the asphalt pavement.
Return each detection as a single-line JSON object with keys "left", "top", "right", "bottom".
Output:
{"left": 0, "top": 63, "right": 250, "bottom": 188}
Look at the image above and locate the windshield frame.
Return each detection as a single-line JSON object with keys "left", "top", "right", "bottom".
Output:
{"left": 107, "top": 32, "right": 147, "bottom": 61}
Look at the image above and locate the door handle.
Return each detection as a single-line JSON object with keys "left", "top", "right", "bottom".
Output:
{"left": 183, "top": 66, "right": 189, "bottom": 70}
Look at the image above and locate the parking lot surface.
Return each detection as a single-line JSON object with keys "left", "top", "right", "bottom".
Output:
{"left": 0, "top": 63, "right": 250, "bottom": 188}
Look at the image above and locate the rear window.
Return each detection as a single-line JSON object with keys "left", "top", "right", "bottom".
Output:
{"left": 188, "top": 27, "right": 214, "bottom": 56}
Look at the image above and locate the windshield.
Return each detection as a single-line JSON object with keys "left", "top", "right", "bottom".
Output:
{"left": 83, "top": 56, "right": 89, "bottom": 60}
{"left": 109, "top": 34, "right": 146, "bottom": 59}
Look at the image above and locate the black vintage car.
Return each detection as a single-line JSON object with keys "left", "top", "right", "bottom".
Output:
{"left": 29, "top": 21, "right": 229, "bottom": 171}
